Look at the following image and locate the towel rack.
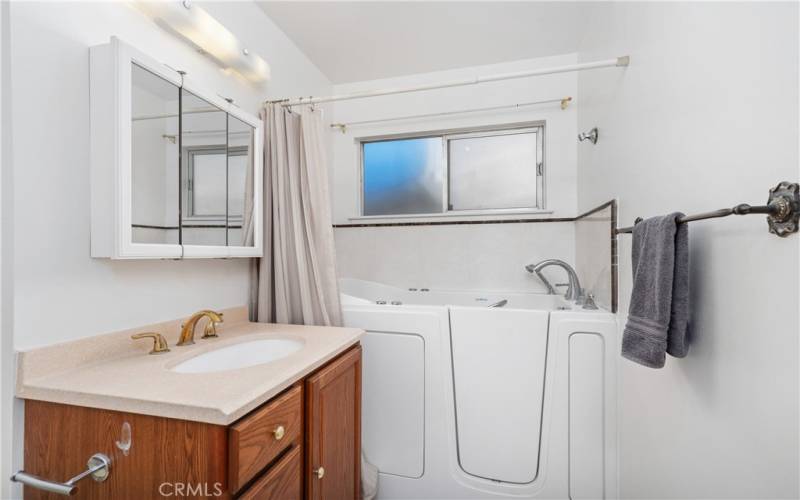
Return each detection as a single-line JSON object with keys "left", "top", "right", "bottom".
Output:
{"left": 616, "top": 181, "right": 800, "bottom": 237}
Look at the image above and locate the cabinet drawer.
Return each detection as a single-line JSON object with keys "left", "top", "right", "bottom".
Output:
{"left": 230, "top": 385, "right": 303, "bottom": 493}
{"left": 239, "top": 446, "right": 302, "bottom": 500}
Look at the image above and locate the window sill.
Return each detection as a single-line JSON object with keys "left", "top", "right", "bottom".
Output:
{"left": 334, "top": 209, "right": 566, "bottom": 227}
{"left": 349, "top": 209, "right": 554, "bottom": 221}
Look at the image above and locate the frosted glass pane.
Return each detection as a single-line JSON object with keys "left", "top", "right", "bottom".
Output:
{"left": 449, "top": 132, "right": 538, "bottom": 210}
{"left": 363, "top": 137, "right": 444, "bottom": 216}
{"left": 192, "top": 153, "right": 227, "bottom": 216}
{"left": 227, "top": 154, "right": 246, "bottom": 217}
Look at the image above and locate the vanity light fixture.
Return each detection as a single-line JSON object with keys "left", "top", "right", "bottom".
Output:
{"left": 132, "top": 0, "right": 271, "bottom": 83}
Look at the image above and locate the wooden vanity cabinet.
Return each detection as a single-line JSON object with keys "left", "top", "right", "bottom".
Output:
{"left": 21, "top": 344, "right": 361, "bottom": 500}
{"left": 305, "top": 345, "right": 362, "bottom": 500}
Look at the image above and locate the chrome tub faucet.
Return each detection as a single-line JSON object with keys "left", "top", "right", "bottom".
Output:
{"left": 525, "top": 259, "right": 583, "bottom": 302}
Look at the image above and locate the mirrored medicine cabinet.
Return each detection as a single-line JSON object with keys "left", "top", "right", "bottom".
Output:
{"left": 90, "top": 37, "right": 263, "bottom": 259}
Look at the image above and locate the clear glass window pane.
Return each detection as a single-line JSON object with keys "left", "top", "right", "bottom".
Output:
{"left": 448, "top": 131, "right": 539, "bottom": 210}
{"left": 362, "top": 137, "right": 444, "bottom": 216}
{"left": 191, "top": 152, "right": 227, "bottom": 216}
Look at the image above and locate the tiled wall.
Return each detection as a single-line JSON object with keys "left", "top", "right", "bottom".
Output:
{"left": 335, "top": 220, "right": 576, "bottom": 293}
{"left": 574, "top": 201, "right": 617, "bottom": 312}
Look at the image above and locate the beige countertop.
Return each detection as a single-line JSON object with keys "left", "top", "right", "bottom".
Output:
{"left": 16, "top": 307, "right": 364, "bottom": 425}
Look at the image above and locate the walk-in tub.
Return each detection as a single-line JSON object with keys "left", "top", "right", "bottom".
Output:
{"left": 341, "top": 278, "right": 618, "bottom": 499}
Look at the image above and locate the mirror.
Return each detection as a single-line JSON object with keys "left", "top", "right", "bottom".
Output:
{"left": 227, "top": 115, "right": 255, "bottom": 247}
{"left": 180, "top": 89, "right": 228, "bottom": 246}
{"left": 130, "top": 63, "right": 180, "bottom": 245}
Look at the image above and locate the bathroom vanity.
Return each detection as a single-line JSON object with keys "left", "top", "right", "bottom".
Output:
{"left": 15, "top": 308, "right": 363, "bottom": 499}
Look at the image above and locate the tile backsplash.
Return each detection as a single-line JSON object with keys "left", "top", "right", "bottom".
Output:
{"left": 575, "top": 201, "right": 617, "bottom": 312}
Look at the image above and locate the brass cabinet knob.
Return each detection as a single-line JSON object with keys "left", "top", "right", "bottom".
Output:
{"left": 131, "top": 332, "right": 170, "bottom": 354}
{"left": 273, "top": 425, "right": 285, "bottom": 440}
{"left": 313, "top": 467, "right": 325, "bottom": 479}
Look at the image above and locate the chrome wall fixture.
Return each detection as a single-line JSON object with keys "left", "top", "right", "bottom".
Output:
{"left": 616, "top": 181, "right": 800, "bottom": 237}
{"left": 11, "top": 453, "right": 112, "bottom": 496}
{"left": 578, "top": 127, "right": 599, "bottom": 144}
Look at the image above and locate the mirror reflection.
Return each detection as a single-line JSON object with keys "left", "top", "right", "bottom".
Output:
{"left": 131, "top": 63, "right": 180, "bottom": 244}
{"left": 228, "top": 115, "right": 255, "bottom": 247}
{"left": 180, "top": 90, "right": 228, "bottom": 246}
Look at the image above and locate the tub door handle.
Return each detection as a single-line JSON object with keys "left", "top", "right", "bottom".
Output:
{"left": 11, "top": 452, "right": 111, "bottom": 496}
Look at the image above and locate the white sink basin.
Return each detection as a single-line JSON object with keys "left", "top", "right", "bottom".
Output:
{"left": 171, "top": 338, "right": 304, "bottom": 374}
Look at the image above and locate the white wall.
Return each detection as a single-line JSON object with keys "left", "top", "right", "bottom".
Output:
{"left": 335, "top": 222, "right": 575, "bottom": 293}
{"left": 331, "top": 54, "right": 580, "bottom": 292}
{"left": 9, "top": 1, "right": 330, "bottom": 350}
{"left": 0, "top": 2, "right": 18, "bottom": 498}
{"left": 577, "top": 2, "right": 799, "bottom": 498}
{"left": 5, "top": 3, "right": 329, "bottom": 496}
{"left": 330, "top": 53, "right": 579, "bottom": 224}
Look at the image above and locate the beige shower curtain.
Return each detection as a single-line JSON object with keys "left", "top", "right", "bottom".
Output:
{"left": 249, "top": 103, "right": 343, "bottom": 326}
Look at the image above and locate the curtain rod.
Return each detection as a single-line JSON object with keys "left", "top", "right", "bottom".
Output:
{"left": 329, "top": 97, "right": 572, "bottom": 133}
{"left": 267, "top": 56, "right": 629, "bottom": 108}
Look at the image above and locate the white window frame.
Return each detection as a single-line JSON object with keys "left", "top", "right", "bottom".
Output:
{"left": 182, "top": 145, "right": 247, "bottom": 224}
{"left": 356, "top": 122, "right": 546, "bottom": 220}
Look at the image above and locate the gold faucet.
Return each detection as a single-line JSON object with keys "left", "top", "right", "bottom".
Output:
{"left": 131, "top": 332, "right": 170, "bottom": 354}
{"left": 177, "top": 310, "right": 224, "bottom": 346}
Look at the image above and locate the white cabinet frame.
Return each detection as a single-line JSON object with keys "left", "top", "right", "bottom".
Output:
{"left": 90, "top": 37, "right": 263, "bottom": 259}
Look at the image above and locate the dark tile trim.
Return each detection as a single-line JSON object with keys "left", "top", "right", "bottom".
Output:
{"left": 132, "top": 224, "right": 243, "bottom": 230}
{"left": 332, "top": 200, "right": 617, "bottom": 229}
{"left": 575, "top": 200, "right": 616, "bottom": 221}
{"left": 611, "top": 200, "right": 619, "bottom": 313}
{"left": 332, "top": 216, "right": 575, "bottom": 228}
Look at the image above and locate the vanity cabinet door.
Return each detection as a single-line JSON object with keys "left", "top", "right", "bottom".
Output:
{"left": 130, "top": 63, "right": 181, "bottom": 249}
{"left": 226, "top": 113, "right": 259, "bottom": 253}
{"left": 90, "top": 37, "right": 185, "bottom": 259}
{"left": 179, "top": 81, "right": 263, "bottom": 259}
{"left": 180, "top": 89, "right": 229, "bottom": 249}
{"left": 305, "top": 346, "right": 362, "bottom": 500}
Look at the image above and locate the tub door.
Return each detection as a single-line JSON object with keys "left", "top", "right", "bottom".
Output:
{"left": 449, "top": 307, "right": 549, "bottom": 484}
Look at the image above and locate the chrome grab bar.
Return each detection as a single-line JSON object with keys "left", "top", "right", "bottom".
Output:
{"left": 11, "top": 452, "right": 111, "bottom": 496}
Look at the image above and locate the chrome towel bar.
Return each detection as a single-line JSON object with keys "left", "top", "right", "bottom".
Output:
{"left": 11, "top": 452, "right": 111, "bottom": 496}
{"left": 616, "top": 181, "right": 800, "bottom": 237}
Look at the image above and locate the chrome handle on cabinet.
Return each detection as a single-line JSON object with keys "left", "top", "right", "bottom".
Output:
{"left": 313, "top": 466, "right": 325, "bottom": 479}
{"left": 11, "top": 453, "right": 111, "bottom": 496}
{"left": 273, "top": 425, "right": 285, "bottom": 440}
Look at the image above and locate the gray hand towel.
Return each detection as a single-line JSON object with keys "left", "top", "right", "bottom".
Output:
{"left": 667, "top": 218, "right": 690, "bottom": 358}
{"left": 622, "top": 213, "right": 690, "bottom": 368}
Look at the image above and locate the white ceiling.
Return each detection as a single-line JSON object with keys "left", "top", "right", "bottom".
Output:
{"left": 256, "top": 2, "right": 591, "bottom": 84}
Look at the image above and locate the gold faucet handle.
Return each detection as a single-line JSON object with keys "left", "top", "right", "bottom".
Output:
{"left": 131, "top": 332, "right": 170, "bottom": 355}
{"left": 200, "top": 310, "right": 224, "bottom": 339}
{"left": 202, "top": 321, "right": 219, "bottom": 339}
